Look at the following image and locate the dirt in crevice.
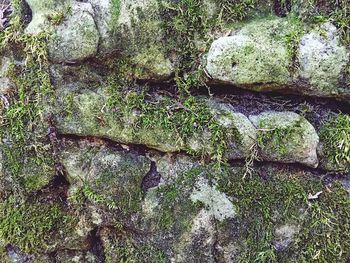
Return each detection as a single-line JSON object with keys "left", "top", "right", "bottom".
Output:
{"left": 88, "top": 227, "right": 106, "bottom": 263}
{"left": 27, "top": 171, "right": 70, "bottom": 205}
{"left": 141, "top": 161, "right": 162, "bottom": 192}
{"left": 57, "top": 133, "right": 172, "bottom": 158}
{"left": 273, "top": 0, "right": 292, "bottom": 17}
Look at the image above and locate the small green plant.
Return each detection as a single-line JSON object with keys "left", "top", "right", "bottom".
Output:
{"left": 49, "top": 11, "right": 65, "bottom": 25}
{"left": 257, "top": 117, "right": 304, "bottom": 156}
{"left": 106, "top": 77, "right": 231, "bottom": 163}
{"left": 217, "top": 0, "right": 257, "bottom": 23}
{"left": 83, "top": 185, "right": 118, "bottom": 210}
{"left": 319, "top": 113, "right": 350, "bottom": 171}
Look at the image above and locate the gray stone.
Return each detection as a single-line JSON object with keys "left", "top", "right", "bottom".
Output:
{"left": 205, "top": 18, "right": 350, "bottom": 100}
{"left": 25, "top": 0, "right": 70, "bottom": 34}
{"left": 48, "top": 3, "right": 100, "bottom": 63}
{"left": 190, "top": 177, "right": 236, "bottom": 221}
{"left": 296, "top": 22, "right": 349, "bottom": 97}
{"left": 273, "top": 224, "right": 299, "bottom": 251}
{"left": 52, "top": 84, "right": 257, "bottom": 160}
{"left": 61, "top": 141, "right": 150, "bottom": 219}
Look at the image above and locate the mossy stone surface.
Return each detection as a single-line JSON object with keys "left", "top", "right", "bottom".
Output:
{"left": 48, "top": 4, "right": 100, "bottom": 63}
{"left": 250, "top": 111, "right": 319, "bottom": 167}
{"left": 61, "top": 141, "right": 151, "bottom": 218}
{"left": 206, "top": 18, "right": 292, "bottom": 90}
{"left": 296, "top": 22, "right": 349, "bottom": 97}
{"left": 52, "top": 84, "right": 255, "bottom": 160}
{"left": 25, "top": 0, "right": 69, "bottom": 34}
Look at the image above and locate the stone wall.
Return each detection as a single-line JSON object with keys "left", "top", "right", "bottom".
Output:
{"left": 0, "top": 0, "right": 349, "bottom": 262}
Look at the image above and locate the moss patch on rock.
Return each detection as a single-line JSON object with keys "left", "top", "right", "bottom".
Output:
{"left": 0, "top": 197, "right": 76, "bottom": 254}
{"left": 319, "top": 113, "right": 350, "bottom": 172}
{"left": 251, "top": 111, "right": 319, "bottom": 167}
{"left": 216, "top": 165, "right": 350, "bottom": 262}
{"left": 0, "top": 3, "right": 56, "bottom": 193}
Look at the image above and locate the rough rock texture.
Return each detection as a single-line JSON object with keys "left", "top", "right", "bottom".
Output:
{"left": 0, "top": 0, "right": 350, "bottom": 262}
{"left": 206, "top": 18, "right": 292, "bottom": 89}
{"left": 250, "top": 111, "right": 319, "bottom": 167}
{"left": 51, "top": 82, "right": 256, "bottom": 160}
{"left": 206, "top": 18, "right": 350, "bottom": 100}
{"left": 89, "top": 0, "right": 174, "bottom": 79}
{"left": 48, "top": 3, "right": 100, "bottom": 62}
{"left": 25, "top": 0, "right": 70, "bottom": 34}
{"left": 296, "top": 23, "right": 349, "bottom": 98}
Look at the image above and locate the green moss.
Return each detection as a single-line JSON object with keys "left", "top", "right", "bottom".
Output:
{"left": 283, "top": 16, "right": 305, "bottom": 69}
{"left": 257, "top": 117, "right": 304, "bottom": 156}
{"left": 154, "top": 166, "right": 214, "bottom": 232}
{"left": 0, "top": 197, "right": 76, "bottom": 254}
{"left": 214, "top": 165, "right": 350, "bottom": 262}
{"left": 106, "top": 77, "right": 230, "bottom": 163}
{"left": 319, "top": 114, "right": 350, "bottom": 172}
{"left": 217, "top": 0, "right": 258, "bottom": 22}
{"left": 104, "top": 236, "right": 167, "bottom": 263}
{"left": 111, "top": 0, "right": 121, "bottom": 31}
{"left": 63, "top": 93, "right": 74, "bottom": 119}
{"left": 0, "top": 2, "right": 55, "bottom": 192}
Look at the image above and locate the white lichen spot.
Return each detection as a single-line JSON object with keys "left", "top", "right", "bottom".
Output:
{"left": 190, "top": 177, "right": 236, "bottom": 221}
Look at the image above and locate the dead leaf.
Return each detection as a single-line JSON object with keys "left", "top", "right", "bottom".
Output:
{"left": 308, "top": 191, "right": 323, "bottom": 200}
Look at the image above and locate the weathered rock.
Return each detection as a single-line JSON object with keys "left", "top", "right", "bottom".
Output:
{"left": 25, "top": 0, "right": 70, "bottom": 34}
{"left": 48, "top": 3, "right": 100, "bottom": 62}
{"left": 175, "top": 209, "right": 216, "bottom": 263}
{"left": 206, "top": 18, "right": 350, "bottom": 100}
{"left": 87, "top": 0, "right": 118, "bottom": 53}
{"left": 52, "top": 86, "right": 256, "bottom": 160}
{"left": 273, "top": 224, "right": 299, "bottom": 251}
{"left": 88, "top": 0, "right": 173, "bottom": 79}
{"left": 249, "top": 111, "right": 319, "bottom": 167}
{"left": 115, "top": 0, "right": 173, "bottom": 80}
{"left": 0, "top": 55, "right": 15, "bottom": 96}
{"left": 206, "top": 18, "right": 292, "bottom": 90}
{"left": 190, "top": 177, "right": 236, "bottom": 221}
{"left": 54, "top": 250, "right": 97, "bottom": 263}
{"left": 61, "top": 140, "right": 151, "bottom": 221}
{"left": 296, "top": 22, "right": 349, "bottom": 98}
{"left": 206, "top": 102, "right": 257, "bottom": 160}
{"left": 25, "top": 0, "right": 99, "bottom": 62}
